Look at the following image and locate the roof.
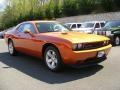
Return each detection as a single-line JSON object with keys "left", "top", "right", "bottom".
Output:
{"left": 65, "top": 22, "right": 83, "bottom": 24}
{"left": 26, "top": 20, "right": 58, "bottom": 23}
{"left": 84, "top": 21, "right": 106, "bottom": 23}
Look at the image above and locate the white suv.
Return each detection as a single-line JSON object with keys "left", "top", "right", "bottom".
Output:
{"left": 80, "top": 21, "right": 106, "bottom": 33}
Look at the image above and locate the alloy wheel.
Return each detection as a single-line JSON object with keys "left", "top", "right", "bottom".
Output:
{"left": 46, "top": 50, "right": 58, "bottom": 69}
{"left": 115, "top": 36, "right": 120, "bottom": 46}
{"left": 8, "top": 41, "right": 14, "bottom": 55}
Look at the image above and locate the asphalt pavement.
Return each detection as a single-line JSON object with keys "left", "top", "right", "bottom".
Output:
{"left": 0, "top": 39, "right": 120, "bottom": 90}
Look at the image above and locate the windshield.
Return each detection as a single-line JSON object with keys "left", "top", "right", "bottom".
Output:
{"left": 65, "top": 24, "right": 71, "bottom": 28}
{"left": 36, "top": 22, "right": 71, "bottom": 33}
{"left": 105, "top": 21, "right": 120, "bottom": 28}
{"left": 81, "top": 22, "right": 94, "bottom": 28}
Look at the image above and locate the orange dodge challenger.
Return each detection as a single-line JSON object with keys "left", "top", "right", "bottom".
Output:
{"left": 4, "top": 21, "right": 112, "bottom": 71}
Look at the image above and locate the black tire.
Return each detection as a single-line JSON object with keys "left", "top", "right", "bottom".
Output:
{"left": 44, "top": 46, "right": 63, "bottom": 72}
{"left": 8, "top": 40, "right": 17, "bottom": 56}
{"left": 114, "top": 36, "right": 120, "bottom": 46}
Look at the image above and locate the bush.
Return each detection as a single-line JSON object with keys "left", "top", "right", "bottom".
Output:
{"left": 113, "top": 0, "right": 120, "bottom": 8}
{"left": 53, "top": 0, "right": 62, "bottom": 18}
{"left": 100, "top": 0, "right": 113, "bottom": 11}
{"left": 34, "top": 9, "right": 46, "bottom": 20}
{"left": 45, "top": 0, "right": 54, "bottom": 19}
{"left": 62, "top": 0, "right": 79, "bottom": 16}
{"left": 78, "top": 0, "right": 96, "bottom": 14}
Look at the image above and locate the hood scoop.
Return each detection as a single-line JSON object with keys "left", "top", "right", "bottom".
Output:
{"left": 61, "top": 31, "right": 68, "bottom": 35}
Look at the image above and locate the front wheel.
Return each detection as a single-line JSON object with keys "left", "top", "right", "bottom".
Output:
{"left": 44, "top": 46, "right": 63, "bottom": 72}
{"left": 114, "top": 36, "right": 120, "bottom": 46}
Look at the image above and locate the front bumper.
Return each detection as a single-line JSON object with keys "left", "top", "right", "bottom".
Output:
{"left": 70, "top": 56, "right": 106, "bottom": 68}
{"left": 107, "top": 36, "right": 114, "bottom": 44}
{"left": 61, "top": 44, "right": 112, "bottom": 64}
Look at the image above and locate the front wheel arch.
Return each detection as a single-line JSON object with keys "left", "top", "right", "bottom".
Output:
{"left": 44, "top": 46, "right": 63, "bottom": 71}
{"left": 42, "top": 43, "right": 61, "bottom": 58}
{"left": 42, "top": 44, "right": 64, "bottom": 72}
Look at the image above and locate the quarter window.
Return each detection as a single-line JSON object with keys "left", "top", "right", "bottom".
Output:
{"left": 95, "top": 23, "right": 100, "bottom": 28}
{"left": 71, "top": 24, "right": 76, "bottom": 29}
{"left": 18, "top": 24, "right": 24, "bottom": 32}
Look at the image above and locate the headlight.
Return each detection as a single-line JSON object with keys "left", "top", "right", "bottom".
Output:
{"left": 106, "top": 31, "right": 113, "bottom": 36}
{"left": 72, "top": 43, "right": 83, "bottom": 51}
{"left": 72, "top": 44, "right": 78, "bottom": 50}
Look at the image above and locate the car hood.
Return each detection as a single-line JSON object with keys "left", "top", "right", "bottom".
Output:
{"left": 110, "top": 27, "right": 120, "bottom": 31}
{"left": 39, "top": 32, "right": 109, "bottom": 43}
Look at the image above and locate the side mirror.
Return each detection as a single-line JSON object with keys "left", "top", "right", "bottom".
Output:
{"left": 23, "top": 29, "right": 35, "bottom": 37}
{"left": 24, "top": 29, "right": 31, "bottom": 34}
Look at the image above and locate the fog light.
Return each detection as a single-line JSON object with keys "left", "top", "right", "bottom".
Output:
{"left": 97, "top": 51, "right": 105, "bottom": 58}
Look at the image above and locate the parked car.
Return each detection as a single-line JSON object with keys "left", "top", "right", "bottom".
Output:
{"left": 0, "top": 27, "right": 15, "bottom": 39}
{"left": 79, "top": 21, "right": 106, "bottom": 33}
{"left": 96, "top": 20, "right": 120, "bottom": 46}
{"left": 4, "top": 21, "right": 111, "bottom": 72}
{"left": 64, "top": 23, "right": 82, "bottom": 31}
{"left": 0, "top": 31, "right": 5, "bottom": 38}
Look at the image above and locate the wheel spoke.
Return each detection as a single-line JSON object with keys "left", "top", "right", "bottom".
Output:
{"left": 54, "top": 58, "right": 58, "bottom": 64}
{"left": 47, "top": 59, "right": 52, "bottom": 63}
{"left": 51, "top": 61, "right": 55, "bottom": 67}
{"left": 51, "top": 51, "right": 55, "bottom": 56}
{"left": 47, "top": 51, "right": 53, "bottom": 58}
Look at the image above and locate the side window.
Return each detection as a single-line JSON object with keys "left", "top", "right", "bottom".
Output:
{"left": 95, "top": 23, "right": 100, "bottom": 28}
{"left": 71, "top": 24, "right": 76, "bottom": 29}
{"left": 17, "top": 24, "right": 24, "bottom": 32}
{"left": 77, "top": 24, "right": 81, "bottom": 28}
{"left": 100, "top": 23, "right": 105, "bottom": 27}
{"left": 37, "top": 23, "right": 53, "bottom": 33}
{"left": 23, "top": 24, "right": 35, "bottom": 33}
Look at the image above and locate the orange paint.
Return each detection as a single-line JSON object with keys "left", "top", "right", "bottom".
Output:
{"left": 5, "top": 21, "right": 112, "bottom": 65}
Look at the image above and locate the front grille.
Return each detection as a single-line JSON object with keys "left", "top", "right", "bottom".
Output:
{"left": 82, "top": 41, "right": 109, "bottom": 50}
{"left": 71, "top": 56, "right": 106, "bottom": 68}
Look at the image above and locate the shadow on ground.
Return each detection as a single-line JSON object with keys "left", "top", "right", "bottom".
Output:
{"left": 0, "top": 52, "right": 103, "bottom": 84}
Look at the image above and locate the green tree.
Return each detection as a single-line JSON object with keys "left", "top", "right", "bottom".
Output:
{"left": 78, "top": 0, "right": 96, "bottom": 14}
{"left": 62, "top": 0, "right": 79, "bottom": 16}
{"left": 100, "top": 0, "right": 113, "bottom": 12}
{"left": 113, "top": 0, "right": 120, "bottom": 8}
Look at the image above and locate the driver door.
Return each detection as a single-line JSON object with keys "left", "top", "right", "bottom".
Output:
{"left": 15, "top": 23, "right": 40, "bottom": 56}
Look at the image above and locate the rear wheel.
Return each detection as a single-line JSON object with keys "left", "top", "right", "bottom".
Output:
{"left": 8, "top": 40, "right": 17, "bottom": 56}
{"left": 44, "top": 46, "right": 63, "bottom": 72}
{"left": 114, "top": 36, "right": 120, "bottom": 46}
